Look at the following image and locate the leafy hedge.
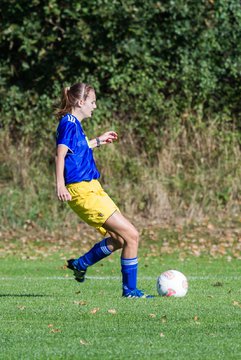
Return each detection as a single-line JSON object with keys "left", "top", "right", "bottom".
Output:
{"left": 1, "top": 0, "right": 241, "bottom": 155}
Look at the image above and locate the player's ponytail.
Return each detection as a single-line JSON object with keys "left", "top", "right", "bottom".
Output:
{"left": 55, "top": 82, "right": 94, "bottom": 120}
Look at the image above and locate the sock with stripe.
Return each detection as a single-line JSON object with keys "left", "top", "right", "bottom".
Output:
{"left": 121, "top": 257, "right": 138, "bottom": 292}
{"left": 74, "top": 238, "right": 112, "bottom": 271}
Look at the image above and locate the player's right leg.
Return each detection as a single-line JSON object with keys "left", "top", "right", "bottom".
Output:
{"left": 103, "top": 211, "right": 139, "bottom": 258}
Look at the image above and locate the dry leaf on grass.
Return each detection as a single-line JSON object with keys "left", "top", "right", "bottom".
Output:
{"left": 212, "top": 281, "right": 223, "bottom": 287}
{"left": 149, "top": 313, "right": 156, "bottom": 318}
{"left": 233, "top": 301, "right": 241, "bottom": 308}
{"left": 194, "top": 315, "right": 200, "bottom": 324}
{"left": 73, "top": 300, "right": 87, "bottom": 306}
{"left": 90, "top": 307, "right": 100, "bottom": 314}
{"left": 50, "top": 328, "right": 61, "bottom": 333}
{"left": 80, "top": 339, "right": 89, "bottom": 345}
{"left": 161, "top": 315, "right": 167, "bottom": 323}
{"left": 108, "top": 309, "right": 117, "bottom": 314}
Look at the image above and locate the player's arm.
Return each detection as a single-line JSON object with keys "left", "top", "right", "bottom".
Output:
{"left": 55, "top": 145, "right": 72, "bottom": 201}
{"left": 89, "top": 131, "right": 118, "bottom": 149}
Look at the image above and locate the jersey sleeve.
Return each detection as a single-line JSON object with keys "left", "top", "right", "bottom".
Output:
{"left": 56, "top": 121, "right": 76, "bottom": 153}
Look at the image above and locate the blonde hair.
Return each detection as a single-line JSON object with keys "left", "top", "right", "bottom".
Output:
{"left": 55, "top": 82, "right": 94, "bottom": 120}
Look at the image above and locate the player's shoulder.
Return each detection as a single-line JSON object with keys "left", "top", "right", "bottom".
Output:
{"left": 66, "top": 114, "right": 77, "bottom": 123}
{"left": 58, "top": 114, "right": 77, "bottom": 129}
{"left": 61, "top": 113, "right": 77, "bottom": 124}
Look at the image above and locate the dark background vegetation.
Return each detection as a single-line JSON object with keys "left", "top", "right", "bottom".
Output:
{"left": 0, "top": 0, "right": 240, "bottom": 235}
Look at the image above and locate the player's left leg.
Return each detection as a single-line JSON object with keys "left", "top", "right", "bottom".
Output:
{"left": 67, "top": 233, "right": 124, "bottom": 282}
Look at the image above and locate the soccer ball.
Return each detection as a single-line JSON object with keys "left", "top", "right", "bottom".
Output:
{"left": 157, "top": 270, "right": 188, "bottom": 297}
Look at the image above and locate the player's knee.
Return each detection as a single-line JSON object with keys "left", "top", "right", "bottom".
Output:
{"left": 127, "top": 228, "right": 139, "bottom": 247}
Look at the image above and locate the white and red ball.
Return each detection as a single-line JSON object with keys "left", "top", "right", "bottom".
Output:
{"left": 157, "top": 270, "right": 188, "bottom": 297}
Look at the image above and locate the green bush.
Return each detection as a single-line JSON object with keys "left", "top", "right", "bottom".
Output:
{"left": 1, "top": 0, "right": 240, "bottom": 154}
{"left": 0, "top": 1, "right": 240, "bottom": 232}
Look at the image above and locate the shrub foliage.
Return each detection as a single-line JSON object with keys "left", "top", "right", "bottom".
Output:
{"left": 0, "top": 1, "right": 240, "bottom": 230}
{"left": 1, "top": 0, "right": 240, "bottom": 153}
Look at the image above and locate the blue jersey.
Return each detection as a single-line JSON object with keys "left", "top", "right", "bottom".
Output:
{"left": 56, "top": 114, "right": 100, "bottom": 184}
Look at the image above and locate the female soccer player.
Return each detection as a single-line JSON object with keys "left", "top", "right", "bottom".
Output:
{"left": 55, "top": 82, "right": 152, "bottom": 298}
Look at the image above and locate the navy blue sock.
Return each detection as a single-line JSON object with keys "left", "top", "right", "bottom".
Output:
{"left": 121, "top": 257, "right": 138, "bottom": 292}
{"left": 75, "top": 238, "right": 112, "bottom": 270}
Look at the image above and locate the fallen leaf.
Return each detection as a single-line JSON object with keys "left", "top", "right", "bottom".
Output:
{"left": 17, "top": 306, "right": 26, "bottom": 311}
{"left": 160, "top": 333, "right": 165, "bottom": 337}
{"left": 50, "top": 328, "right": 61, "bottom": 333}
{"left": 149, "top": 314, "right": 156, "bottom": 318}
{"left": 108, "top": 309, "right": 117, "bottom": 314}
{"left": 90, "top": 307, "right": 100, "bottom": 314}
{"left": 161, "top": 315, "right": 167, "bottom": 323}
{"left": 74, "top": 300, "right": 87, "bottom": 306}
{"left": 79, "top": 300, "right": 87, "bottom": 305}
{"left": 207, "top": 223, "right": 215, "bottom": 231}
{"left": 48, "top": 324, "right": 54, "bottom": 328}
{"left": 233, "top": 301, "right": 241, "bottom": 308}
{"left": 194, "top": 315, "right": 200, "bottom": 324}
{"left": 212, "top": 282, "right": 223, "bottom": 287}
{"left": 80, "top": 339, "right": 89, "bottom": 345}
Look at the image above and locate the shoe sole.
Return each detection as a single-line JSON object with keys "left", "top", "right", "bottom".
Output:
{"left": 67, "top": 260, "right": 86, "bottom": 283}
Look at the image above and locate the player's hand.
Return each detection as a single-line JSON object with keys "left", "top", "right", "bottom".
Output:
{"left": 57, "top": 184, "right": 72, "bottom": 202}
{"left": 99, "top": 131, "right": 118, "bottom": 145}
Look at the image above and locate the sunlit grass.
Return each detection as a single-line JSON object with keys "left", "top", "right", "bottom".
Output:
{"left": 0, "top": 254, "right": 241, "bottom": 359}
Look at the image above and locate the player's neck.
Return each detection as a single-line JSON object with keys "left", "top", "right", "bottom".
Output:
{"left": 71, "top": 108, "right": 84, "bottom": 122}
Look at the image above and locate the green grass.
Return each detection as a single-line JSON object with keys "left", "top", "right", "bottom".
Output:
{"left": 0, "top": 252, "right": 241, "bottom": 359}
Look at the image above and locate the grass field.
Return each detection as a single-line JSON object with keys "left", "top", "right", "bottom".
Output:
{"left": 0, "top": 251, "right": 241, "bottom": 360}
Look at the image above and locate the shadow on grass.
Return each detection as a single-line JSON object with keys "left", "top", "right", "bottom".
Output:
{"left": 0, "top": 294, "right": 50, "bottom": 297}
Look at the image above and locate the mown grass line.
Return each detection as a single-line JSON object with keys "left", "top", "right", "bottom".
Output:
{"left": 0, "top": 254, "right": 241, "bottom": 359}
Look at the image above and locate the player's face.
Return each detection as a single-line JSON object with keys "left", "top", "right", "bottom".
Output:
{"left": 81, "top": 90, "right": 97, "bottom": 118}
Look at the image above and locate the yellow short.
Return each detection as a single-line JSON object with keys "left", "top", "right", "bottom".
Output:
{"left": 67, "top": 180, "right": 119, "bottom": 236}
